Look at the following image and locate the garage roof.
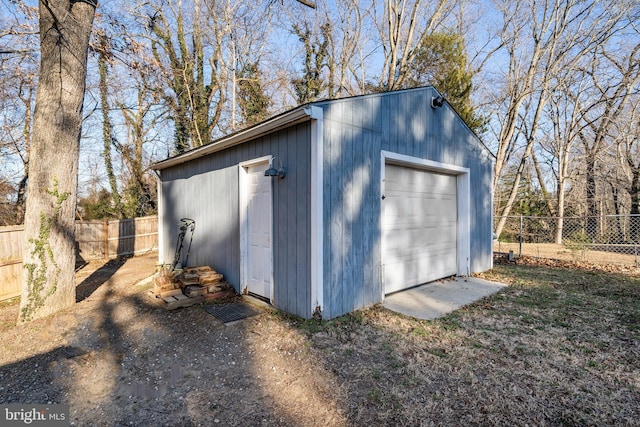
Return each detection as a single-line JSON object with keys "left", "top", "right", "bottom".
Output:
{"left": 152, "top": 87, "right": 495, "bottom": 171}
{"left": 152, "top": 106, "right": 313, "bottom": 171}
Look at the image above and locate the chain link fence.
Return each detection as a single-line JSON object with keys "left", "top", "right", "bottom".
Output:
{"left": 494, "top": 215, "right": 640, "bottom": 268}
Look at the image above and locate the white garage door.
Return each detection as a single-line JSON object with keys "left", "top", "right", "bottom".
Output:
{"left": 382, "top": 164, "right": 458, "bottom": 294}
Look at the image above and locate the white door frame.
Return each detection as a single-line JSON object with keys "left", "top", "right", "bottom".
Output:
{"left": 380, "top": 150, "right": 471, "bottom": 298}
{"left": 239, "top": 156, "right": 274, "bottom": 302}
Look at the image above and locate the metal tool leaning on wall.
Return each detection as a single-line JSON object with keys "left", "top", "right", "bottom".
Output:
{"left": 171, "top": 218, "right": 195, "bottom": 272}
{"left": 156, "top": 217, "right": 235, "bottom": 310}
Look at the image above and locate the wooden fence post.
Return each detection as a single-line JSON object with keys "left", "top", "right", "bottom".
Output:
{"left": 103, "top": 218, "right": 109, "bottom": 259}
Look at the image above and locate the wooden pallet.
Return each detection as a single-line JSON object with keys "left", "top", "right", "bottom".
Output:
{"left": 202, "top": 288, "right": 236, "bottom": 301}
{"left": 161, "top": 293, "right": 205, "bottom": 310}
{"left": 150, "top": 285, "right": 236, "bottom": 309}
{"left": 158, "top": 288, "right": 184, "bottom": 298}
{"left": 151, "top": 264, "right": 235, "bottom": 309}
{"left": 184, "top": 284, "right": 208, "bottom": 297}
{"left": 199, "top": 272, "right": 224, "bottom": 285}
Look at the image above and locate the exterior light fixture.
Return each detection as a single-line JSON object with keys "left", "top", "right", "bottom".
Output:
{"left": 431, "top": 96, "right": 445, "bottom": 108}
{"left": 264, "top": 157, "right": 286, "bottom": 179}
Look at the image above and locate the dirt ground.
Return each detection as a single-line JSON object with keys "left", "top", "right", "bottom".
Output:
{"left": 0, "top": 253, "right": 638, "bottom": 426}
{"left": 0, "top": 254, "right": 346, "bottom": 426}
{"left": 494, "top": 241, "right": 640, "bottom": 268}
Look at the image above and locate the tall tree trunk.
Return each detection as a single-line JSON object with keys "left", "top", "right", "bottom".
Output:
{"left": 555, "top": 178, "right": 566, "bottom": 244}
{"left": 19, "top": 0, "right": 96, "bottom": 323}
{"left": 495, "top": 73, "right": 550, "bottom": 238}
{"left": 149, "top": 0, "right": 223, "bottom": 153}
{"left": 15, "top": 87, "right": 32, "bottom": 225}
{"left": 98, "top": 45, "right": 123, "bottom": 218}
{"left": 531, "top": 149, "right": 556, "bottom": 216}
{"left": 378, "top": 0, "right": 452, "bottom": 91}
{"left": 585, "top": 153, "right": 598, "bottom": 241}
{"left": 118, "top": 86, "right": 156, "bottom": 217}
{"left": 494, "top": 139, "right": 535, "bottom": 237}
{"left": 611, "top": 183, "right": 623, "bottom": 242}
{"left": 15, "top": 173, "right": 29, "bottom": 224}
{"left": 553, "top": 115, "right": 575, "bottom": 245}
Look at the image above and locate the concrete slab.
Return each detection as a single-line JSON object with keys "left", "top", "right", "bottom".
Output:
{"left": 383, "top": 276, "right": 508, "bottom": 320}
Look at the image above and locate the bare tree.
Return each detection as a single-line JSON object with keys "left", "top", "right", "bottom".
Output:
{"left": 624, "top": 131, "right": 640, "bottom": 242}
{"left": 0, "top": 1, "right": 39, "bottom": 225}
{"left": 578, "top": 40, "right": 640, "bottom": 238}
{"left": 325, "top": 1, "right": 362, "bottom": 97}
{"left": 372, "top": 0, "right": 456, "bottom": 91}
{"left": 94, "top": 29, "right": 124, "bottom": 218}
{"left": 19, "top": 0, "right": 96, "bottom": 322}
{"left": 540, "top": 74, "right": 587, "bottom": 243}
{"left": 115, "top": 70, "right": 164, "bottom": 217}
{"left": 611, "top": 103, "right": 640, "bottom": 241}
{"left": 226, "top": 2, "right": 274, "bottom": 130}
{"left": 141, "top": 0, "right": 225, "bottom": 153}
{"left": 320, "top": 0, "right": 370, "bottom": 97}
{"left": 491, "top": 0, "right": 632, "bottom": 238}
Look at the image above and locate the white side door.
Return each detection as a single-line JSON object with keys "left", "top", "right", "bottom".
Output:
{"left": 245, "top": 163, "right": 273, "bottom": 299}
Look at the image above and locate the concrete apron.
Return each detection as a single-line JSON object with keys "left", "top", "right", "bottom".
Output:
{"left": 383, "top": 276, "right": 508, "bottom": 320}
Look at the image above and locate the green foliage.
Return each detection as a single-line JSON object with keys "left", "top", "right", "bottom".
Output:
{"left": 78, "top": 178, "right": 157, "bottom": 221}
{"left": 78, "top": 188, "right": 115, "bottom": 220}
{"left": 149, "top": 9, "right": 216, "bottom": 153}
{"left": 121, "top": 177, "right": 157, "bottom": 219}
{"left": 0, "top": 180, "right": 18, "bottom": 226}
{"left": 291, "top": 21, "right": 331, "bottom": 104}
{"left": 20, "top": 179, "right": 69, "bottom": 322}
{"left": 496, "top": 164, "right": 549, "bottom": 217}
{"left": 299, "top": 318, "right": 324, "bottom": 334}
{"left": 408, "top": 31, "right": 486, "bottom": 133}
{"left": 237, "top": 62, "right": 271, "bottom": 126}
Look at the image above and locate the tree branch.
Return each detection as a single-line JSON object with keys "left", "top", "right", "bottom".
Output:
{"left": 294, "top": 0, "right": 316, "bottom": 8}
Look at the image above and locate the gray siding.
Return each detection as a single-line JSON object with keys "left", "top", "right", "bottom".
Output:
{"left": 160, "top": 165, "right": 240, "bottom": 284}
{"left": 157, "top": 86, "right": 493, "bottom": 321}
{"left": 317, "top": 87, "right": 494, "bottom": 319}
{"left": 322, "top": 110, "right": 382, "bottom": 319}
{"left": 159, "top": 123, "right": 312, "bottom": 318}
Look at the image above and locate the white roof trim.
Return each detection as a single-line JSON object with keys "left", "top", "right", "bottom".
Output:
{"left": 153, "top": 106, "right": 312, "bottom": 170}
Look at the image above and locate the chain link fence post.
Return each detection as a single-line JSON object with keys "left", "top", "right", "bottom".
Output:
{"left": 519, "top": 215, "right": 523, "bottom": 257}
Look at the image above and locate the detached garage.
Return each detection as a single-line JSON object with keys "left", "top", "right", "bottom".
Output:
{"left": 153, "top": 87, "right": 495, "bottom": 320}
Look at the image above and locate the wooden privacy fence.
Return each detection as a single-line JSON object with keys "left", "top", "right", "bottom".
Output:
{"left": 0, "top": 215, "right": 158, "bottom": 302}
{"left": 0, "top": 225, "right": 23, "bottom": 302}
{"left": 75, "top": 216, "right": 158, "bottom": 261}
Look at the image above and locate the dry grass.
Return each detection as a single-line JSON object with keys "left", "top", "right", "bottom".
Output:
{"left": 285, "top": 259, "right": 640, "bottom": 426}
